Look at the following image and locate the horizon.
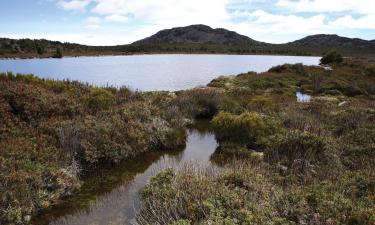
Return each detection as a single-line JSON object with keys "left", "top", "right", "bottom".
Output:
{"left": 1, "top": 24, "right": 374, "bottom": 47}
{"left": 1, "top": 0, "right": 374, "bottom": 46}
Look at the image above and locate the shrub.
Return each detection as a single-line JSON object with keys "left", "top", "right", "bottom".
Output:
{"left": 364, "top": 65, "right": 375, "bottom": 77}
{"left": 138, "top": 163, "right": 284, "bottom": 225}
{"left": 212, "top": 111, "right": 271, "bottom": 147}
{"left": 217, "top": 142, "right": 264, "bottom": 163}
{"left": 265, "top": 130, "right": 327, "bottom": 170}
{"left": 150, "top": 125, "right": 187, "bottom": 150}
{"left": 320, "top": 51, "right": 343, "bottom": 65}
{"left": 247, "top": 95, "right": 275, "bottom": 112}
{"left": 176, "top": 88, "right": 222, "bottom": 119}
{"left": 84, "top": 88, "right": 114, "bottom": 111}
{"left": 52, "top": 47, "right": 63, "bottom": 58}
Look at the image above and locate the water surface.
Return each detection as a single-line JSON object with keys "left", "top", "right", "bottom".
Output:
{"left": 0, "top": 54, "right": 320, "bottom": 91}
{"left": 31, "top": 120, "right": 218, "bottom": 225}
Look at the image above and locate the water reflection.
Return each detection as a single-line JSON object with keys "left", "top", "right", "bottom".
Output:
{"left": 31, "top": 120, "right": 217, "bottom": 225}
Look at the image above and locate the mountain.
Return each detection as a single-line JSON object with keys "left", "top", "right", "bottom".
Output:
{"left": 1, "top": 25, "right": 375, "bottom": 58}
{"left": 289, "top": 34, "right": 374, "bottom": 48}
{"left": 133, "top": 24, "right": 261, "bottom": 46}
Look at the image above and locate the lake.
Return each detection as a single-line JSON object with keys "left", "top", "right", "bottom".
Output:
{"left": 0, "top": 54, "right": 320, "bottom": 91}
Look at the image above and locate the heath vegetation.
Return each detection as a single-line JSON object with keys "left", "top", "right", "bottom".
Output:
{"left": 0, "top": 73, "right": 187, "bottom": 224}
{"left": 138, "top": 57, "right": 375, "bottom": 225}
{"left": 1, "top": 56, "right": 374, "bottom": 224}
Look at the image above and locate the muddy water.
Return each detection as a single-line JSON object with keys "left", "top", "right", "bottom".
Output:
{"left": 31, "top": 120, "right": 218, "bottom": 225}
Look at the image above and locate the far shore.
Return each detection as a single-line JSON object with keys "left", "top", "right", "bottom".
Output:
{"left": 0, "top": 51, "right": 319, "bottom": 60}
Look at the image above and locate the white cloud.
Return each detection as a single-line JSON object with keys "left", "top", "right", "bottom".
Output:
{"left": 241, "top": 10, "right": 327, "bottom": 33}
{"left": 276, "top": 0, "right": 375, "bottom": 14}
{"left": 91, "top": 0, "right": 230, "bottom": 28}
{"left": 0, "top": 32, "right": 137, "bottom": 46}
{"left": 329, "top": 14, "right": 375, "bottom": 30}
{"left": 105, "top": 14, "right": 130, "bottom": 22}
{"left": 56, "top": 0, "right": 91, "bottom": 12}
{"left": 225, "top": 10, "right": 330, "bottom": 43}
{"left": 45, "top": 0, "right": 375, "bottom": 45}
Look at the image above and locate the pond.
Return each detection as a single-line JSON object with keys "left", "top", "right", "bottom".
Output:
{"left": 0, "top": 54, "right": 320, "bottom": 91}
{"left": 31, "top": 120, "right": 218, "bottom": 225}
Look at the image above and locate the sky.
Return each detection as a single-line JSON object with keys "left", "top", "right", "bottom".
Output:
{"left": 0, "top": 0, "right": 374, "bottom": 46}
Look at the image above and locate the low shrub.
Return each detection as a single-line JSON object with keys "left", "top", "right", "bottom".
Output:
{"left": 217, "top": 142, "right": 264, "bottom": 163}
{"left": 265, "top": 130, "right": 329, "bottom": 172}
{"left": 247, "top": 95, "right": 276, "bottom": 112}
{"left": 320, "top": 50, "right": 343, "bottom": 65}
{"left": 176, "top": 88, "right": 223, "bottom": 119}
{"left": 0, "top": 73, "right": 188, "bottom": 224}
{"left": 212, "top": 111, "right": 278, "bottom": 149}
{"left": 138, "top": 164, "right": 284, "bottom": 225}
{"left": 84, "top": 88, "right": 114, "bottom": 112}
{"left": 364, "top": 64, "right": 375, "bottom": 77}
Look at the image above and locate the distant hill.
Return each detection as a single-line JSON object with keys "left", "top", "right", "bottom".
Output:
{"left": 133, "top": 24, "right": 261, "bottom": 46}
{"left": 284, "top": 34, "right": 375, "bottom": 56}
{"left": 289, "top": 34, "right": 374, "bottom": 48}
{"left": 1, "top": 25, "right": 374, "bottom": 58}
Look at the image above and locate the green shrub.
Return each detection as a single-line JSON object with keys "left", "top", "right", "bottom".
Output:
{"left": 150, "top": 126, "right": 187, "bottom": 150}
{"left": 217, "top": 142, "right": 264, "bottom": 162}
{"left": 212, "top": 111, "right": 272, "bottom": 148}
{"left": 247, "top": 95, "right": 275, "bottom": 112}
{"left": 52, "top": 47, "right": 63, "bottom": 58}
{"left": 320, "top": 51, "right": 343, "bottom": 65}
{"left": 84, "top": 88, "right": 114, "bottom": 111}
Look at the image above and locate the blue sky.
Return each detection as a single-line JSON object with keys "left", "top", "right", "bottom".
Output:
{"left": 0, "top": 0, "right": 374, "bottom": 45}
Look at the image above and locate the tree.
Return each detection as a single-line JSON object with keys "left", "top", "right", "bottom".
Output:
{"left": 52, "top": 47, "right": 63, "bottom": 58}
{"left": 320, "top": 50, "right": 343, "bottom": 65}
{"left": 36, "top": 46, "right": 44, "bottom": 55}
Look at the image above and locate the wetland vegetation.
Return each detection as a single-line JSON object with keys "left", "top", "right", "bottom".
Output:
{"left": 0, "top": 55, "right": 374, "bottom": 224}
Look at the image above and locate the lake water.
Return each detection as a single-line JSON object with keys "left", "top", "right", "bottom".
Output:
{"left": 0, "top": 54, "right": 320, "bottom": 91}
{"left": 31, "top": 120, "right": 219, "bottom": 225}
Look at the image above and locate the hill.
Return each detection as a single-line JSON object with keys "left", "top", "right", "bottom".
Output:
{"left": 1, "top": 25, "right": 374, "bottom": 58}
{"left": 289, "top": 34, "right": 374, "bottom": 48}
{"left": 133, "top": 24, "right": 261, "bottom": 46}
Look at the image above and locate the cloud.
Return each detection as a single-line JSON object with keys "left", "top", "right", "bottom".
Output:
{"left": 105, "top": 14, "right": 130, "bottom": 22}
{"left": 91, "top": 0, "right": 230, "bottom": 27}
{"left": 226, "top": 10, "right": 330, "bottom": 43}
{"left": 329, "top": 15, "right": 375, "bottom": 30}
{"left": 46, "top": 0, "right": 375, "bottom": 45}
{"left": 56, "top": 0, "right": 92, "bottom": 12}
{"left": 276, "top": 0, "right": 375, "bottom": 14}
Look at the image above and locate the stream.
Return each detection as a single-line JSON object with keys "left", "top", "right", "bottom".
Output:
{"left": 31, "top": 120, "right": 218, "bottom": 225}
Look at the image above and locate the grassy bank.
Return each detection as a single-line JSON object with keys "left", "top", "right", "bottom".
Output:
{"left": 0, "top": 73, "right": 187, "bottom": 224}
{"left": 138, "top": 58, "right": 375, "bottom": 224}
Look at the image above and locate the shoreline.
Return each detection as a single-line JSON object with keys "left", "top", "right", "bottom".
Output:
{"left": 0, "top": 51, "right": 319, "bottom": 60}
